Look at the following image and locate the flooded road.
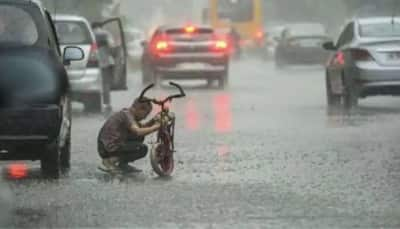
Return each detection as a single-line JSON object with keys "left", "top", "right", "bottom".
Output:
{"left": 1, "top": 59, "right": 400, "bottom": 228}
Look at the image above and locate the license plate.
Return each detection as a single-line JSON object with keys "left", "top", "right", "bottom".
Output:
{"left": 177, "top": 63, "right": 207, "bottom": 70}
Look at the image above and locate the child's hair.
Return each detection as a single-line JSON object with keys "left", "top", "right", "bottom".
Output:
{"left": 132, "top": 97, "right": 152, "bottom": 111}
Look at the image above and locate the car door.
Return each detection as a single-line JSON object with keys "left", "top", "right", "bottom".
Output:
{"left": 94, "top": 18, "right": 127, "bottom": 91}
{"left": 326, "top": 22, "right": 354, "bottom": 95}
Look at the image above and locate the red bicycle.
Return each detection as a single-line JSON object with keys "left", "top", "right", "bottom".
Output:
{"left": 139, "top": 82, "right": 186, "bottom": 177}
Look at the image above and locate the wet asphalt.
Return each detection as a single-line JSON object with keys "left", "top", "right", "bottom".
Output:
{"left": 1, "top": 59, "right": 400, "bottom": 228}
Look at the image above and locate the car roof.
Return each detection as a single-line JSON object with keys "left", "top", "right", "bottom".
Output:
{"left": 0, "top": 0, "right": 43, "bottom": 7}
{"left": 53, "top": 14, "right": 90, "bottom": 23}
{"left": 356, "top": 17, "right": 400, "bottom": 24}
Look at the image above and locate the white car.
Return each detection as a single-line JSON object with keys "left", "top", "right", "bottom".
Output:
{"left": 54, "top": 15, "right": 104, "bottom": 112}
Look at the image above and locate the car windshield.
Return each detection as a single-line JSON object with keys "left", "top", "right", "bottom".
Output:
{"left": 0, "top": 5, "right": 38, "bottom": 45}
{"left": 286, "top": 23, "right": 327, "bottom": 37}
{"left": 359, "top": 21, "right": 400, "bottom": 37}
{"left": 166, "top": 28, "right": 214, "bottom": 41}
{"left": 55, "top": 21, "right": 92, "bottom": 44}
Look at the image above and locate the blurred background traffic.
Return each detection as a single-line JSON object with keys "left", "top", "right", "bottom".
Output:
{"left": 40, "top": 0, "right": 399, "bottom": 67}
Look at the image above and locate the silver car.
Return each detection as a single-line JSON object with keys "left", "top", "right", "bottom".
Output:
{"left": 324, "top": 17, "right": 400, "bottom": 111}
{"left": 54, "top": 15, "right": 103, "bottom": 112}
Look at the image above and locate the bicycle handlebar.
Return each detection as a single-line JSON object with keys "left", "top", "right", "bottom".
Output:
{"left": 138, "top": 82, "right": 186, "bottom": 106}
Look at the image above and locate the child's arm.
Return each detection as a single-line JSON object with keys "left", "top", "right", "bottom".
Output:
{"left": 142, "top": 113, "right": 163, "bottom": 127}
{"left": 142, "top": 119, "right": 157, "bottom": 128}
{"left": 129, "top": 121, "right": 160, "bottom": 137}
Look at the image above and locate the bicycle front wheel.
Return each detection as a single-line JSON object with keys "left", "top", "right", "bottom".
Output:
{"left": 150, "top": 133, "right": 174, "bottom": 177}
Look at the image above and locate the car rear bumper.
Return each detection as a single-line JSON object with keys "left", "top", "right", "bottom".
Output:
{"left": 356, "top": 62, "right": 400, "bottom": 81}
{"left": 157, "top": 64, "right": 227, "bottom": 78}
{"left": 0, "top": 105, "right": 61, "bottom": 160}
{"left": 353, "top": 62, "right": 400, "bottom": 96}
{"left": 154, "top": 53, "right": 228, "bottom": 65}
{"left": 69, "top": 68, "right": 102, "bottom": 94}
{"left": 152, "top": 53, "right": 229, "bottom": 78}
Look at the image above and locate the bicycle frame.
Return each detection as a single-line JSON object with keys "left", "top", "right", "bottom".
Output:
{"left": 157, "top": 108, "right": 176, "bottom": 151}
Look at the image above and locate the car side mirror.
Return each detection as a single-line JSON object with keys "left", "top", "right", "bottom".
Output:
{"left": 63, "top": 46, "right": 84, "bottom": 65}
{"left": 323, "top": 41, "right": 337, "bottom": 51}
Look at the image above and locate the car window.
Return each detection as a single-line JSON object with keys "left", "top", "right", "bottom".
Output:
{"left": 359, "top": 21, "right": 400, "bottom": 37}
{"left": 285, "top": 23, "right": 327, "bottom": 37}
{"left": 166, "top": 28, "right": 214, "bottom": 41}
{"left": 0, "top": 5, "right": 39, "bottom": 45}
{"left": 55, "top": 21, "right": 92, "bottom": 45}
{"left": 336, "top": 22, "right": 354, "bottom": 47}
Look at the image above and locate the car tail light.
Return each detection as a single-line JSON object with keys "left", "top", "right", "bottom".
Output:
{"left": 7, "top": 163, "right": 27, "bottom": 179}
{"left": 87, "top": 43, "right": 99, "bottom": 68}
{"left": 211, "top": 33, "right": 229, "bottom": 53}
{"left": 151, "top": 35, "right": 172, "bottom": 55}
{"left": 156, "top": 41, "right": 169, "bottom": 51}
{"left": 256, "top": 30, "right": 264, "bottom": 40}
{"left": 215, "top": 40, "right": 228, "bottom": 50}
{"left": 351, "top": 49, "right": 373, "bottom": 61}
{"left": 212, "top": 39, "right": 229, "bottom": 53}
{"left": 185, "top": 26, "right": 196, "bottom": 34}
{"left": 333, "top": 51, "right": 345, "bottom": 66}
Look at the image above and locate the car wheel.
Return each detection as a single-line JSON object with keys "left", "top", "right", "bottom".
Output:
{"left": 41, "top": 139, "right": 60, "bottom": 179}
{"left": 326, "top": 75, "right": 342, "bottom": 111}
{"left": 344, "top": 87, "right": 359, "bottom": 111}
{"left": 60, "top": 99, "right": 71, "bottom": 172}
{"left": 207, "top": 79, "right": 214, "bottom": 88}
{"left": 84, "top": 93, "right": 102, "bottom": 113}
{"left": 218, "top": 73, "right": 228, "bottom": 89}
{"left": 60, "top": 131, "right": 71, "bottom": 173}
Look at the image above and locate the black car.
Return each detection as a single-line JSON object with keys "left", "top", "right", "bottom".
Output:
{"left": 141, "top": 25, "right": 230, "bottom": 88}
{"left": 275, "top": 23, "right": 331, "bottom": 68}
{"left": 0, "top": 0, "right": 84, "bottom": 178}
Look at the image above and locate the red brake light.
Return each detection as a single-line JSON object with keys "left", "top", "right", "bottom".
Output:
{"left": 7, "top": 163, "right": 28, "bottom": 179}
{"left": 151, "top": 35, "right": 172, "bottom": 55}
{"left": 156, "top": 41, "right": 169, "bottom": 50}
{"left": 91, "top": 42, "right": 98, "bottom": 51}
{"left": 351, "top": 49, "right": 373, "bottom": 61}
{"left": 87, "top": 43, "right": 99, "bottom": 68}
{"left": 215, "top": 40, "right": 228, "bottom": 49}
{"left": 256, "top": 31, "right": 263, "bottom": 39}
{"left": 185, "top": 26, "right": 196, "bottom": 33}
{"left": 334, "top": 51, "right": 345, "bottom": 65}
